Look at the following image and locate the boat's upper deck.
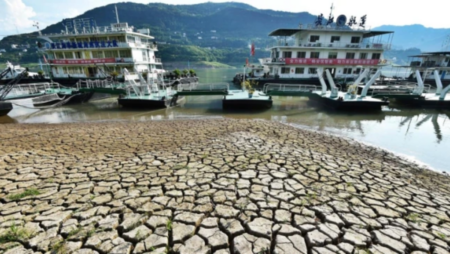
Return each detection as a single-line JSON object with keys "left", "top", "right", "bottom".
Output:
{"left": 407, "top": 51, "right": 450, "bottom": 69}
{"left": 268, "top": 24, "right": 394, "bottom": 51}
{"left": 41, "top": 23, "right": 154, "bottom": 40}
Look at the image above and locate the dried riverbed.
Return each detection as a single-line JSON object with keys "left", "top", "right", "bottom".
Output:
{"left": 0, "top": 119, "right": 449, "bottom": 254}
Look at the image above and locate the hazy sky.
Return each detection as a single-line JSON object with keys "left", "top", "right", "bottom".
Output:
{"left": 1, "top": 0, "right": 449, "bottom": 38}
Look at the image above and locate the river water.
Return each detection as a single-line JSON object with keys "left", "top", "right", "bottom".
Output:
{"left": 1, "top": 68, "right": 449, "bottom": 173}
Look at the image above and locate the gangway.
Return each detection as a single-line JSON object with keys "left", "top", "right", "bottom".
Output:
{"left": 77, "top": 79, "right": 127, "bottom": 95}
{"left": 177, "top": 83, "right": 229, "bottom": 96}
{"left": 263, "top": 83, "right": 319, "bottom": 97}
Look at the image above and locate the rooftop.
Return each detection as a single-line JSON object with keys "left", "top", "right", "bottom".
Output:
{"left": 269, "top": 27, "right": 393, "bottom": 38}
{"left": 410, "top": 51, "right": 450, "bottom": 57}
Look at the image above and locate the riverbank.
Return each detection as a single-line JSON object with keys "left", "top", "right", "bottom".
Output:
{"left": 0, "top": 119, "right": 449, "bottom": 254}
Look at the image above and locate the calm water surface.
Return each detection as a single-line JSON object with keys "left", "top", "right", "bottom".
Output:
{"left": 1, "top": 68, "right": 449, "bottom": 173}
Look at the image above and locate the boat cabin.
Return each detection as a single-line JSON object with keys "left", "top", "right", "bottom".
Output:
{"left": 38, "top": 19, "right": 164, "bottom": 81}
{"left": 264, "top": 21, "right": 393, "bottom": 82}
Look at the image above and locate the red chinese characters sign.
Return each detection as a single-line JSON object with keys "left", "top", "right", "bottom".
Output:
{"left": 50, "top": 58, "right": 117, "bottom": 65}
{"left": 284, "top": 58, "right": 380, "bottom": 66}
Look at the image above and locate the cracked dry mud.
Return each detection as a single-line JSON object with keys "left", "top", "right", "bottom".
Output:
{"left": 0, "top": 119, "right": 450, "bottom": 254}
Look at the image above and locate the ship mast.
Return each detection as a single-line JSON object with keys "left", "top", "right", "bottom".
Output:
{"left": 115, "top": 5, "right": 120, "bottom": 23}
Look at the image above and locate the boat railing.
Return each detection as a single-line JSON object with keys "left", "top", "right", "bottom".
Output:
{"left": 263, "top": 83, "right": 320, "bottom": 93}
{"left": 368, "top": 83, "right": 433, "bottom": 96}
{"left": 268, "top": 41, "right": 391, "bottom": 50}
{"left": 178, "top": 82, "right": 229, "bottom": 92}
{"left": 76, "top": 79, "right": 123, "bottom": 90}
{"left": 6, "top": 82, "right": 56, "bottom": 95}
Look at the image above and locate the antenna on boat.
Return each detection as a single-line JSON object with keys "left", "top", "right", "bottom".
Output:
{"left": 33, "top": 21, "right": 42, "bottom": 36}
{"left": 326, "top": 3, "right": 335, "bottom": 26}
{"left": 114, "top": 5, "right": 120, "bottom": 24}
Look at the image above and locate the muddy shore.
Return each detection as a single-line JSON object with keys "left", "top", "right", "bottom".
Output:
{"left": 0, "top": 119, "right": 449, "bottom": 254}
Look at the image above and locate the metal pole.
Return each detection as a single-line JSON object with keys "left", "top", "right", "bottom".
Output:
{"left": 115, "top": 5, "right": 120, "bottom": 24}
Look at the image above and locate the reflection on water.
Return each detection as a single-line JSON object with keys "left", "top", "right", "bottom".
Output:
{"left": 1, "top": 68, "right": 449, "bottom": 173}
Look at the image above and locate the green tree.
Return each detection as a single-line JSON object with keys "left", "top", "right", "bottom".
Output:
{"left": 173, "top": 69, "right": 181, "bottom": 78}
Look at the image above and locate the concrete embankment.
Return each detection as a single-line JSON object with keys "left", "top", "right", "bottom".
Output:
{"left": 0, "top": 119, "right": 449, "bottom": 254}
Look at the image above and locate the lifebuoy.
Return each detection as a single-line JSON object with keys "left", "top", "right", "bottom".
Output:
{"left": 291, "top": 69, "right": 294, "bottom": 73}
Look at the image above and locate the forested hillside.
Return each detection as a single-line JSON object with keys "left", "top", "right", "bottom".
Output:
{"left": 1, "top": 2, "right": 448, "bottom": 67}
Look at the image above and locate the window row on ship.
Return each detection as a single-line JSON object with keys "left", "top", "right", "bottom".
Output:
{"left": 50, "top": 49, "right": 155, "bottom": 62}
{"left": 272, "top": 51, "right": 381, "bottom": 60}
{"left": 272, "top": 67, "right": 372, "bottom": 76}
{"left": 53, "top": 35, "right": 150, "bottom": 44}
{"left": 54, "top": 66, "right": 132, "bottom": 75}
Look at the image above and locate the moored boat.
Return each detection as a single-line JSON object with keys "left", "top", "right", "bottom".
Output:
{"left": 0, "top": 102, "right": 13, "bottom": 116}
{"left": 237, "top": 7, "right": 393, "bottom": 91}
{"left": 34, "top": 8, "right": 166, "bottom": 86}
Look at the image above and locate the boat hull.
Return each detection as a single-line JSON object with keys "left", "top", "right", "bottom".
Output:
{"left": 0, "top": 102, "right": 13, "bottom": 116}
{"left": 308, "top": 94, "right": 388, "bottom": 111}
{"left": 222, "top": 98, "right": 273, "bottom": 110}
{"left": 233, "top": 77, "right": 353, "bottom": 89}
{"left": 393, "top": 98, "right": 450, "bottom": 109}
{"left": 118, "top": 96, "right": 184, "bottom": 109}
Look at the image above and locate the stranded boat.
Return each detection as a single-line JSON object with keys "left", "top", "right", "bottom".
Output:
{"left": 118, "top": 69, "right": 184, "bottom": 109}
{"left": 35, "top": 10, "right": 166, "bottom": 86}
{"left": 405, "top": 51, "right": 450, "bottom": 87}
{"left": 235, "top": 9, "right": 393, "bottom": 90}
{"left": 0, "top": 62, "right": 46, "bottom": 85}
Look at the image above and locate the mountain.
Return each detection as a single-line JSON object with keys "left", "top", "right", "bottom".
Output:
{"left": 374, "top": 25, "right": 450, "bottom": 52}
{"left": 37, "top": 2, "right": 315, "bottom": 47}
{"left": 1, "top": 2, "right": 449, "bottom": 67}
{"left": 0, "top": 2, "right": 317, "bottom": 66}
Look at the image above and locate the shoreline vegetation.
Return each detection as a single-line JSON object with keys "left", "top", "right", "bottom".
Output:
{"left": 0, "top": 119, "right": 449, "bottom": 253}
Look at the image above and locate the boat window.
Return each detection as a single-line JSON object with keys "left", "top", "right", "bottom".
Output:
{"left": 119, "top": 50, "right": 132, "bottom": 58}
{"left": 283, "top": 51, "right": 292, "bottom": 58}
{"left": 75, "top": 52, "right": 82, "bottom": 59}
{"left": 343, "top": 68, "right": 353, "bottom": 74}
{"left": 295, "top": 68, "right": 305, "bottom": 74}
{"left": 127, "top": 36, "right": 136, "bottom": 43}
{"left": 371, "top": 53, "right": 381, "bottom": 60}
{"left": 328, "top": 52, "right": 337, "bottom": 59}
{"left": 310, "top": 52, "right": 320, "bottom": 59}
{"left": 92, "top": 51, "right": 104, "bottom": 58}
{"left": 55, "top": 52, "right": 65, "bottom": 59}
{"left": 308, "top": 68, "right": 317, "bottom": 74}
{"left": 63, "top": 52, "right": 72, "bottom": 59}
{"left": 346, "top": 53, "right": 355, "bottom": 59}
{"left": 281, "top": 67, "right": 290, "bottom": 74}
{"left": 142, "top": 50, "right": 148, "bottom": 61}
{"left": 351, "top": 37, "right": 361, "bottom": 43}
{"left": 360, "top": 53, "right": 367, "bottom": 59}
{"left": 104, "top": 50, "right": 119, "bottom": 58}
{"left": 331, "top": 36, "right": 340, "bottom": 42}
{"left": 297, "top": 52, "right": 306, "bottom": 58}
{"left": 310, "top": 35, "right": 320, "bottom": 42}
{"left": 354, "top": 68, "right": 361, "bottom": 74}
{"left": 445, "top": 57, "right": 450, "bottom": 62}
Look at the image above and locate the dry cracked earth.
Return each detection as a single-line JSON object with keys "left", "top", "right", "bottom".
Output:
{"left": 0, "top": 119, "right": 449, "bottom": 254}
